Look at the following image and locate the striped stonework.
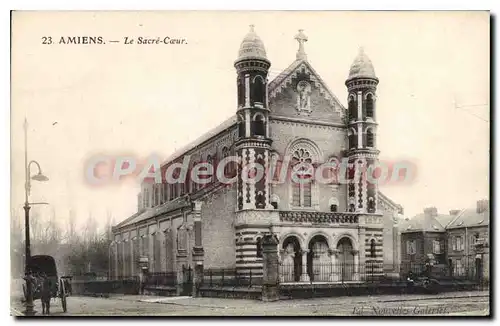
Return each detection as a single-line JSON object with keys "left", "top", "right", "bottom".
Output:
{"left": 364, "top": 227, "right": 384, "bottom": 274}
{"left": 235, "top": 227, "right": 269, "bottom": 277}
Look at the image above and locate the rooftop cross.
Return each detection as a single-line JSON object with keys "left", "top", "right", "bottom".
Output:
{"left": 295, "top": 29, "right": 308, "bottom": 61}
{"left": 249, "top": 24, "right": 255, "bottom": 33}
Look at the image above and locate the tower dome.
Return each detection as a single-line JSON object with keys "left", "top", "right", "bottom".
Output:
{"left": 236, "top": 25, "right": 268, "bottom": 63}
{"left": 347, "top": 47, "right": 377, "bottom": 80}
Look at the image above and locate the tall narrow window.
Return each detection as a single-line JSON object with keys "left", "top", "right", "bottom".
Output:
{"left": 238, "top": 120, "right": 245, "bottom": 138}
{"left": 256, "top": 237, "right": 263, "bottom": 258}
{"left": 252, "top": 114, "right": 266, "bottom": 137}
{"left": 222, "top": 147, "right": 230, "bottom": 178}
{"left": 237, "top": 77, "right": 245, "bottom": 107}
{"left": 370, "top": 239, "right": 376, "bottom": 258}
{"left": 349, "top": 131, "right": 358, "bottom": 149}
{"left": 206, "top": 155, "right": 213, "bottom": 184}
{"left": 366, "top": 94, "right": 374, "bottom": 119}
{"left": 252, "top": 76, "right": 265, "bottom": 105}
{"left": 366, "top": 129, "right": 374, "bottom": 147}
{"left": 348, "top": 95, "right": 357, "bottom": 121}
{"left": 291, "top": 147, "right": 314, "bottom": 208}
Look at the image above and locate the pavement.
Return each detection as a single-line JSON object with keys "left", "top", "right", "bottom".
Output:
{"left": 10, "top": 290, "right": 490, "bottom": 317}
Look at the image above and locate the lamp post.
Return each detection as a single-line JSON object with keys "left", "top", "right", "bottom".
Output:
{"left": 23, "top": 118, "right": 49, "bottom": 316}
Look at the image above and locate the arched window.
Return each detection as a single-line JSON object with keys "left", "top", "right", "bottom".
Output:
{"left": 368, "top": 197, "right": 376, "bottom": 213}
{"left": 237, "top": 77, "right": 245, "bottom": 107}
{"left": 370, "top": 239, "right": 376, "bottom": 258}
{"left": 191, "top": 161, "right": 198, "bottom": 192}
{"left": 206, "top": 155, "right": 213, "bottom": 184}
{"left": 366, "top": 93, "right": 374, "bottom": 119}
{"left": 238, "top": 120, "right": 245, "bottom": 138}
{"left": 291, "top": 148, "right": 314, "bottom": 208}
{"left": 162, "top": 183, "right": 168, "bottom": 203}
{"left": 349, "top": 203, "right": 356, "bottom": 212}
{"left": 348, "top": 129, "right": 358, "bottom": 149}
{"left": 366, "top": 129, "right": 375, "bottom": 148}
{"left": 256, "top": 237, "right": 263, "bottom": 258}
{"left": 221, "top": 147, "right": 230, "bottom": 178}
{"left": 252, "top": 114, "right": 266, "bottom": 137}
{"left": 252, "top": 75, "right": 265, "bottom": 105}
{"left": 348, "top": 95, "right": 357, "bottom": 121}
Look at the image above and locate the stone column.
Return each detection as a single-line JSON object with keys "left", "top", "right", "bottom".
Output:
{"left": 329, "top": 249, "right": 339, "bottom": 282}
{"left": 278, "top": 249, "right": 285, "bottom": 283}
{"left": 191, "top": 201, "right": 204, "bottom": 297}
{"left": 300, "top": 249, "right": 310, "bottom": 282}
{"left": 352, "top": 249, "right": 360, "bottom": 281}
{"left": 261, "top": 234, "right": 279, "bottom": 302}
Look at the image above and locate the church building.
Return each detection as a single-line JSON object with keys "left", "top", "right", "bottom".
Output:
{"left": 110, "top": 26, "right": 403, "bottom": 284}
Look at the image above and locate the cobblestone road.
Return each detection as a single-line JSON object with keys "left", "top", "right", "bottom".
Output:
{"left": 11, "top": 291, "right": 490, "bottom": 317}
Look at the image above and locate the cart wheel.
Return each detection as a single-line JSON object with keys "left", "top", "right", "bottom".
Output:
{"left": 59, "top": 279, "right": 67, "bottom": 313}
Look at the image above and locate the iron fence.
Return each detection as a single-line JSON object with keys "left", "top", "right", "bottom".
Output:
{"left": 278, "top": 261, "right": 487, "bottom": 284}
{"left": 202, "top": 268, "right": 263, "bottom": 287}
{"left": 144, "top": 272, "right": 177, "bottom": 287}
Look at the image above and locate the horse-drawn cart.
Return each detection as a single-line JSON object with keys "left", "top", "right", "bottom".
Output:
{"left": 22, "top": 255, "right": 69, "bottom": 313}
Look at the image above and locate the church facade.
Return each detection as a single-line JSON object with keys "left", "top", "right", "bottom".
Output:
{"left": 110, "top": 26, "right": 403, "bottom": 283}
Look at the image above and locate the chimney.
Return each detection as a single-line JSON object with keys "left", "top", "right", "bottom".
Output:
{"left": 476, "top": 199, "right": 489, "bottom": 213}
{"left": 424, "top": 207, "right": 438, "bottom": 218}
{"left": 449, "top": 209, "right": 461, "bottom": 216}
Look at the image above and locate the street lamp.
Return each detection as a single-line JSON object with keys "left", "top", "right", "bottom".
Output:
{"left": 23, "top": 118, "right": 49, "bottom": 316}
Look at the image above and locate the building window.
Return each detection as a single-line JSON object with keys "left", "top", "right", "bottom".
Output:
{"left": 256, "top": 237, "right": 263, "bottom": 258}
{"left": 453, "top": 236, "right": 464, "bottom": 251}
{"left": 348, "top": 129, "right": 357, "bottom": 149}
{"left": 454, "top": 259, "right": 464, "bottom": 276}
{"left": 370, "top": 239, "right": 376, "bottom": 258}
{"left": 252, "top": 75, "right": 265, "bottom": 105}
{"left": 433, "top": 240, "right": 441, "bottom": 254}
{"left": 366, "top": 129, "right": 374, "bottom": 148}
{"left": 238, "top": 120, "right": 245, "bottom": 138}
{"left": 252, "top": 114, "right": 266, "bottom": 137}
{"left": 330, "top": 204, "right": 338, "bottom": 212}
{"left": 406, "top": 240, "right": 416, "bottom": 255}
{"left": 366, "top": 93, "right": 374, "bottom": 118}
{"left": 291, "top": 148, "right": 313, "bottom": 208}
{"left": 348, "top": 95, "right": 357, "bottom": 121}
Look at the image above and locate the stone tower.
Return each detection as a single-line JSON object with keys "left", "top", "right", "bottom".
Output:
{"left": 345, "top": 47, "right": 380, "bottom": 214}
{"left": 234, "top": 25, "right": 273, "bottom": 211}
{"left": 233, "top": 25, "right": 276, "bottom": 277}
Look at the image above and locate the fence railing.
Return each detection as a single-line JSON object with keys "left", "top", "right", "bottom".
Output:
{"left": 278, "top": 262, "right": 487, "bottom": 284}
{"left": 144, "top": 272, "right": 177, "bottom": 287}
{"left": 202, "top": 268, "right": 263, "bottom": 287}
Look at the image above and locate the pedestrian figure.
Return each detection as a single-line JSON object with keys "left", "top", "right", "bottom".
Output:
{"left": 40, "top": 273, "right": 52, "bottom": 315}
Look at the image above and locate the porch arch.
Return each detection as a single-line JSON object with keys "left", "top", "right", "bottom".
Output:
{"left": 332, "top": 233, "right": 360, "bottom": 251}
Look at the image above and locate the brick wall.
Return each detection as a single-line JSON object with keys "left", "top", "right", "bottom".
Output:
{"left": 201, "top": 186, "right": 237, "bottom": 269}
{"left": 269, "top": 119, "right": 347, "bottom": 212}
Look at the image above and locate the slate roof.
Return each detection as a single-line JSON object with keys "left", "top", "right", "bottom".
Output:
{"left": 447, "top": 208, "right": 490, "bottom": 229}
{"left": 399, "top": 213, "right": 454, "bottom": 233}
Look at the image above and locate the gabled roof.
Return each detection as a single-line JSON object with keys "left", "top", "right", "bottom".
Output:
{"left": 268, "top": 59, "right": 346, "bottom": 117}
{"left": 400, "top": 213, "right": 453, "bottom": 233}
{"left": 447, "top": 208, "right": 489, "bottom": 229}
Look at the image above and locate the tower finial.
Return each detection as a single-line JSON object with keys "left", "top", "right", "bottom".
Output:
{"left": 249, "top": 24, "right": 255, "bottom": 32}
{"left": 359, "top": 46, "right": 365, "bottom": 55}
{"left": 294, "top": 29, "right": 308, "bottom": 61}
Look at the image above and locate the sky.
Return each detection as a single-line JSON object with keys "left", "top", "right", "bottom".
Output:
{"left": 11, "top": 11, "right": 489, "bottom": 230}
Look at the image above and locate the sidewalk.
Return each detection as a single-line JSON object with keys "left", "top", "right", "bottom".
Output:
{"left": 108, "top": 290, "right": 490, "bottom": 309}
